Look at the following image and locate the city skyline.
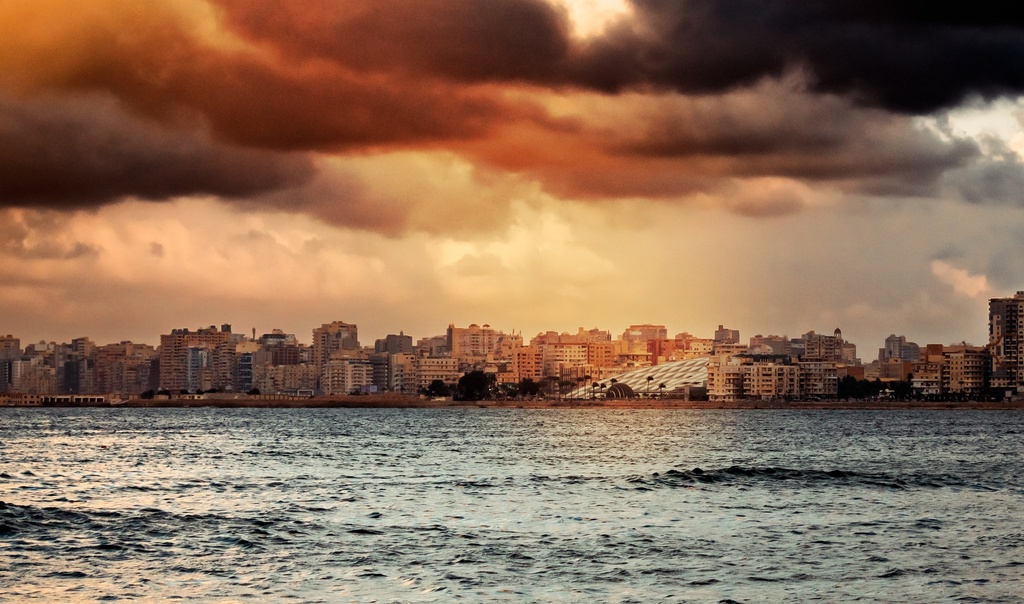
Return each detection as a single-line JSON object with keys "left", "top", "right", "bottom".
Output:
{"left": 4, "top": 2, "right": 1024, "bottom": 351}
{"left": 0, "top": 313, "right": 998, "bottom": 354}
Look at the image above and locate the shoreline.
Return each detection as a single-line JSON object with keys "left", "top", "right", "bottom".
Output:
{"left": 19, "top": 395, "right": 1024, "bottom": 410}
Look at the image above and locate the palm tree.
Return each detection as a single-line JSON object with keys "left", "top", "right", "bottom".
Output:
{"left": 658, "top": 382, "right": 666, "bottom": 398}
{"left": 646, "top": 375, "right": 654, "bottom": 397}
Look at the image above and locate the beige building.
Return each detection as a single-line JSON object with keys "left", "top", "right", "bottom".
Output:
{"left": 540, "top": 342, "right": 588, "bottom": 377}
{"left": 707, "top": 356, "right": 746, "bottom": 402}
{"left": 447, "top": 324, "right": 501, "bottom": 360}
{"left": 622, "top": 324, "right": 668, "bottom": 342}
{"left": 797, "top": 360, "right": 838, "bottom": 398}
{"left": 802, "top": 329, "right": 844, "bottom": 362}
{"left": 312, "top": 321, "right": 360, "bottom": 375}
{"left": 322, "top": 359, "right": 372, "bottom": 395}
{"left": 389, "top": 353, "right": 418, "bottom": 395}
{"left": 744, "top": 362, "right": 799, "bottom": 400}
{"left": 496, "top": 345, "right": 543, "bottom": 384}
{"left": 255, "top": 363, "right": 318, "bottom": 395}
{"left": 911, "top": 359, "right": 943, "bottom": 397}
{"left": 707, "top": 355, "right": 798, "bottom": 402}
{"left": 416, "top": 356, "right": 460, "bottom": 392}
{"left": 12, "top": 359, "right": 57, "bottom": 395}
{"left": 944, "top": 345, "right": 987, "bottom": 395}
{"left": 159, "top": 326, "right": 232, "bottom": 392}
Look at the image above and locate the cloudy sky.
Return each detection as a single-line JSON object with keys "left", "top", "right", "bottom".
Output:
{"left": 3, "top": 0, "right": 1024, "bottom": 353}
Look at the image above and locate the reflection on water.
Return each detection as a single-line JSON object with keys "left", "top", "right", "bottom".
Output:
{"left": 1, "top": 408, "right": 1023, "bottom": 601}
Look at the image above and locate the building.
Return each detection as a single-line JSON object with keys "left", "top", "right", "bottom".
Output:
{"left": 571, "top": 357, "right": 709, "bottom": 400}
{"left": 797, "top": 360, "right": 838, "bottom": 399}
{"left": 416, "top": 335, "right": 449, "bottom": 358}
{"left": 322, "top": 358, "right": 373, "bottom": 395}
{"left": 447, "top": 324, "right": 511, "bottom": 368}
{"left": 416, "top": 357, "right": 460, "bottom": 393}
{"left": 375, "top": 333, "right": 413, "bottom": 355}
{"left": 749, "top": 334, "right": 791, "bottom": 355}
{"left": 622, "top": 324, "right": 668, "bottom": 342}
{"left": 989, "top": 292, "right": 1024, "bottom": 393}
{"left": 713, "top": 325, "right": 740, "bottom": 344}
{"left": 312, "top": 321, "right": 360, "bottom": 376}
{"left": 389, "top": 353, "right": 418, "bottom": 395}
{"left": 943, "top": 344, "right": 988, "bottom": 396}
{"left": 707, "top": 355, "right": 798, "bottom": 402}
{"left": 801, "top": 329, "right": 844, "bottom": 363}
{"left": 0, "top": 335, "right": 20, "bottom": 393}
{"left": 880, "top": 334, "right": 921, "bottom": 363}
{"left": 159, "top": 325, "right": 232, "bottom": 392}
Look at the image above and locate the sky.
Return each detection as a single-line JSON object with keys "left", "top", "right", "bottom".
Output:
{"left": 4, "top": 0, "right": 1024, "bottom": 354}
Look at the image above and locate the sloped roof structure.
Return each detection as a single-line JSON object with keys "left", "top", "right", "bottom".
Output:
{"left": 568, "top": 357, "right": 709, "bottom": 399}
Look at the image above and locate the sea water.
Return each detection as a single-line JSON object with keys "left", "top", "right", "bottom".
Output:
{"left": 1, "top": 407, "right": 1022, "bottom": 602}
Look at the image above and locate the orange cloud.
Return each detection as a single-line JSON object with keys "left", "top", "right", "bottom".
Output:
{"left": 0, "top": 0, "right": 1020, "bottom": 231}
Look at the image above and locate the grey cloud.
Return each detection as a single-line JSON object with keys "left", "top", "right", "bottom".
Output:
{"left": 0, "top": 93, "right": 314, "bottom": 209}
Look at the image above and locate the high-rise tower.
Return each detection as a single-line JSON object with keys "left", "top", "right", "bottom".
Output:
{"left": 989, "top": 291, "right": 1024, "bottom": 393}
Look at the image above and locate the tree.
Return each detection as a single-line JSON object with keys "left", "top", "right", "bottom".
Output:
{"left": 518, "top": 378, "right": 541, "bottom": 397}
{"left": 425, "top": 379, "right": 451, "bottom": 398}
{"left": 140, "top": 390, "right": 155, "bottom": 400}
{"left": 838, "top": 375, "right": 859, "bottom": 400}
{"left": 246, "top": 388, "right": 261, "bottom": 395}
{"left": 456, "top": 371, "right": 495, "bottom": 401}
{"left": 499, "top": 382, "right": 519, "bottom": 400}
{"left": 541, "top": 376, "right": 560, "bottom": 398}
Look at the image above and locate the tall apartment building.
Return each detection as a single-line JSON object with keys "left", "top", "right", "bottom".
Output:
{"left": 447, "top": 324, "right": 508, "bottom": 369}
{"left": 416, "top": 335, "right": 449, "bottom": 357}
{"left": 0, "top": 335, "right": 19, "bottom": 392}
{"left": 312, "top": 321, "right": 360, "bottom": 374}
{"left": 416, "top": 357, "right": 460, "bottom": 392}
{"left": 622, "top": 324, "right": 668, "bottom": 343}
{"left": 801, "top": 329, "right": 844, "bottom": 363}
{"left": 880, "top": 334, "right": 921, "bottom": 363}
{"left": 375, "top": 333, "right": 413, "bottom": 355}
{"left": 159, "top": 325, "right": 232, "bottom": 392}
{"left": 322, "top": 358, "right": 373, "bottom": 395}
{"left": 389, "top": 353, "right": 418, "bottom": 395}
{"left": 713, "top": 325, "right": 740, "bottom": 344}
{"left": 497, "top": 345, "right": 542, "bottom": 384}
{"left": 92, "top": 342, "right": 158, "bottom": 395}
{"left": 707, "top": 354, "right": 798, "bottom": 402}
{"left": 943, "top": 344, "right": 988, "bottom": 395}
{"left": 989, "top": 292, "right": 1024, "bottom": 392}
{"left": 798, "top": 360, "right": 839, "bottom": 398}
{"left": 539, "top": 342, "right": 588, "bottom": 377}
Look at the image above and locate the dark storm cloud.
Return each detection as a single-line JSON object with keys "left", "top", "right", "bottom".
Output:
{"left": 0, "top": 94, "right": 314, "bottom": 207}
{"left": 216, "top": 0, "right": 1024, "bottom": 113}
{"left": 609, "top": 90, "right": 980, "bottom": 183}
{"left": 570, "top": 0, "right": 1024, "bottom": 113}
{"left": 3, "top": 0, "right": 1024, "bottom": 223}
{"left": 0, "top": 1, "right": 518, "bottom": 153}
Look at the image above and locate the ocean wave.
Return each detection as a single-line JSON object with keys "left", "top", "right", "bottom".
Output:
{"left": 634, "top": 466, "right": 996, "bottom": 490}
